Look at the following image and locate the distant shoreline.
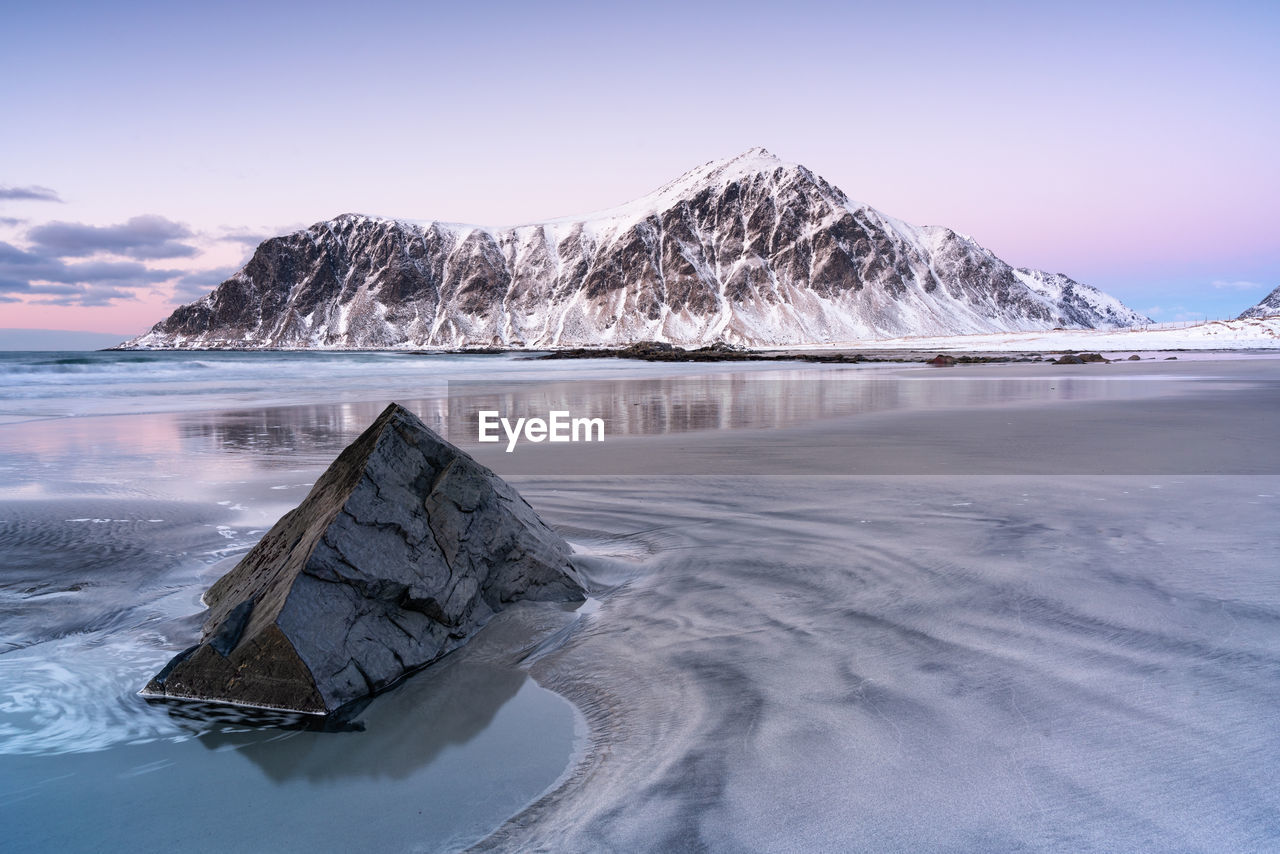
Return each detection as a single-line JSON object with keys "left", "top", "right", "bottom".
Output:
{"left": 105, "top": 315, "right": 1280, "bottom": 358}
{"left": 96, "top": 343, "right": 1280, "bottom": 365}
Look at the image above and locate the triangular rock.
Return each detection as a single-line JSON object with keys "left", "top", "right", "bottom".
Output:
{"left": 143, "top": 403, "right": 585, "bottom": 714}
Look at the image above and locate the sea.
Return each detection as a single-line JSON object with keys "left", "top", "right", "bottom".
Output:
{"left": 1, "top": 349, "right": 1277, "bottom": 852}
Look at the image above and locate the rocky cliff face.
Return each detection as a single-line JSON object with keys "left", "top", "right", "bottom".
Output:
{"left": 123, "top": 149, "right": 1147, "bottom": 349}
{"left": 1239, "top": 285, "right": 1280, "bottom": 319}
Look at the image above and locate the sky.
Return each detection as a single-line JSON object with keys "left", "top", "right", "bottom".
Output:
{"left": 1, "top": 0, "right": 1277, "bottom": 339}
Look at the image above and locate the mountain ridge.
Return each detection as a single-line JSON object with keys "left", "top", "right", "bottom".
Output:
{"left": 122, "top": 149, "right": 1148, "bottom": 350}
{"left": 1238, "top": 284, "right": 1280, "bottom": 320}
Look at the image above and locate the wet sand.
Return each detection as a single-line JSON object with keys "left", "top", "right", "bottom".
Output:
{"left": 482, "top": 472, "right": 1280, "bottom": 852}
{"left": 467, "top": 358, "right": 1280, "bottom": 851}
{"left": 0, "top": 384, "right": 587, "bottom": 851}
{"left": 457, "top": 358, "right": 1280, "bottom": 476}
{"left": 2, "top": 354, "right": 1277, "bottom": 852}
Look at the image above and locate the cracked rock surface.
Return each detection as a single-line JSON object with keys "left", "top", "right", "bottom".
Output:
{"left": 143, "top": 403, "right": 585, "bottom": 714}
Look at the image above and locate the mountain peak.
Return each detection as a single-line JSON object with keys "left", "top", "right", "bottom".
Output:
{"left": 690, "top": 145, "right": 789, "bottom": 180}
{"left": 725, "top": 145, "right": 780, "bottom": 164}
{"left": 625, "top": 146, "right": 831, "bottom": 217}
{"left": 528, "top": 147, "right": 809, "bottom": 232}
{"left": 123, "top": 150, "right": 1149, "bottom": 351}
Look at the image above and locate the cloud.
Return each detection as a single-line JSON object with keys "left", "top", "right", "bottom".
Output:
{"left": 218, "top": 228, "right": 274, "bottom": 248}
{"left": 1211, "top": 279, "right": 1266, "bottom": 291}
{"left": 34, "top": 284, "right": 144, "bottom": 307}
{"left": 0, "top": 239, "right": 181, "bottom": 306}
{"left": 26, "top": 214, "right": 199, "bottom": 259}
{"left": 0, "top": 185, "right": 62, "bottom": 202}
{"left": 2, "top": 213, "right": 267, "bottom": 308}
{"left": 0, "top": 217, "right": 25, "bottom": 227}
{"left": 171, "top": 265, "right": 238, "bottom": 302}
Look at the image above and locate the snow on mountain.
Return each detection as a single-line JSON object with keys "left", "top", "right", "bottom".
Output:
{"left": 1239, "top": 284, "right": 1280, "bottom": 320}
{"left": 122, "top": 148, "right": 1149, "bottom": 350}
{"left": 797, "top": 316, "right": 1280, "bottom": 353}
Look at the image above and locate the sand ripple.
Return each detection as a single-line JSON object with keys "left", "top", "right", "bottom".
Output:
{"left": 481, "top": 475, "right": 1280, "bottom": 853}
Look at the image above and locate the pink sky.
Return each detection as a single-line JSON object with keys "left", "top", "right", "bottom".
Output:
{"left": 3, "top": 0, "right": 1276, "bottom": 335}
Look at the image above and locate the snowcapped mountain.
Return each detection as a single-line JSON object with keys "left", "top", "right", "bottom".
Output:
{"left": 123, "top": 148, "right": 1148, "bottom": 350}
{"left": 1239, "top": 285, "right": 1280, "bottom": 320}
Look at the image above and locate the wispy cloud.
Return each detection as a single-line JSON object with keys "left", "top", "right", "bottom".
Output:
{"left": 0, "top": 240, "right": 181, "bottom": 306}
{"left": 27, "top": 215, "right": 199, "bottom": 260}
{"left": 217, "top": 227, "right": 275, "bottom": 248}
{"left": 0, "top": 185, "right": 62, "bottom": 202}
{"left": 0, "top": 210, "right": 274, "bottom": 308}
{"left": 1211, "top": 279, "right": 1266, "bottom": 291}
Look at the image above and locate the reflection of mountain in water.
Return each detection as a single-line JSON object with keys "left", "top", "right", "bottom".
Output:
{"left": 176, "top": 399, "right": 449, "bottom": 461}
{"left": 447, "top": 373, "right": 1171, "bottom": 441}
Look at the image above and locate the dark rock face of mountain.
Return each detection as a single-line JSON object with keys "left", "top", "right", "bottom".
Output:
{"left": 1238, "top": 285, "right": 1280, "bottom": 320}
{"left": 124, "top": 148, "right": 1147, "bottom": 349}
{"left": 142, "top": 403, "right": 585, "bottom": 714}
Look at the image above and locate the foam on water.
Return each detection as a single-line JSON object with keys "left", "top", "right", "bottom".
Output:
{"left": 0, "top": 637, "right": 183, "bottom": 755}
{"left": 0, "top": 350, "right": 793, "bottom": 421}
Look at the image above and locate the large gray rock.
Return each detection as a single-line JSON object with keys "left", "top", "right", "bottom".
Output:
{"left": 143, "top": 403, "right": 585, "bottom": 714}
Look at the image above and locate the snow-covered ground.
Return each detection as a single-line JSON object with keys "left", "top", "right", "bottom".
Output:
{"left": 785, "top": 315, "right": 1280, "bottom": 354}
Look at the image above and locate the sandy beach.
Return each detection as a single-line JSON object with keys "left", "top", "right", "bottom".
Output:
{"left": 1, "top": 352, "right": 1277, "bottom": 852}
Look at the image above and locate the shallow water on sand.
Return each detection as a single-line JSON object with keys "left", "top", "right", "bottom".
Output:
{"left": 0, "top": 442, "right": 586, "bottom": 852}
{"left": 498, "top": 474, "right": 1280, "bottom": 852}
{"left": 1, "top": 352, "right": 1278, "bottom": 851}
